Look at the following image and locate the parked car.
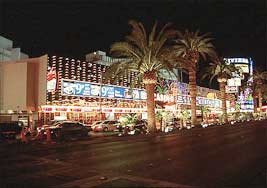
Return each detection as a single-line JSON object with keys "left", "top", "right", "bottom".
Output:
{"left": 39, "top": 121, "right": 89, "bottom": 140}
{"left": 131, "top": 121, "right": 148, "bottom": 135}
{"left": 125, "top": 119, "right": 147, "bottom": 130}
{"left": 91, "top": 120, "right": 120, "bottom": 132}
{"left": 121, "top": 120, "right": 148, "bottom": 135}
{"left": 84, "top": 124, "right": 93, "bottom": 131}
{"left": 0, "top": 121, "right": 25, "bottom": 140}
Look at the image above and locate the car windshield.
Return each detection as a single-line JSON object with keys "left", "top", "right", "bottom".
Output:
{"left": 92, "top": 121, "right": 102, "bottom": 126}
{"left": 109, "top": 121, "right": 118, "bottom": 124}
{"left": 78, "top": 122, "right": 85, "bottom": 126}
{"left": 102, "top": 121, "right": 110, "bottom": 125}
{"left": 52, "top": 122, "right": 62, "bottom": 126}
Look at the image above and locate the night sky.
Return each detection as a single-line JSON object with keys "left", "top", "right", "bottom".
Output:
{"left": 1, "top": 0, "right": 266, "bottom": 70}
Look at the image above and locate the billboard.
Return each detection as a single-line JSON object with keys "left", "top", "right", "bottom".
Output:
{"left": 225, "top": 58, "right": 250, "bottom": 74}
{"left": 61, "top": 79, "right": 146, "bottom": 100}
{"left": 47, "top": 67, "right": 57, "bottom": 92}
{"left": 61, "top": 79, "right": 221, "bottom": 107}
{"left": 234, "top": 64, "right": 249, "bottom": 74}
{"left": 227, "top": 78, "right": 241, "bottom": 87}
{"left": 237, "top": 88, "right": 254, "bottom": 112}
{"left": 226, "top": 86, "right": 238, "bottom": 93}
{"left": 176, "top": 95, "right": 221, "bottom": 108}
{"left": 101, "top": 86, "right": 115, "bottom": 98}
{"left": 225, "top": 58, "right": 249, "bottom": 64}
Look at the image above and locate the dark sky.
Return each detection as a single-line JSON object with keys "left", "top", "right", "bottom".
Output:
{"left": 1, "top": 0, "right": 266, "bottom": 70}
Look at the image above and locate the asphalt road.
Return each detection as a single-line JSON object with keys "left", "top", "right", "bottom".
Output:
{"left": 0, "top": 120, "right": 266, "bottom": 188}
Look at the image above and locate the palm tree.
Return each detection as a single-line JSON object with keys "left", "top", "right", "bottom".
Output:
{"left": 201, "top": 57, "right": 239, "bottom": 123}
{"left": 263, "top": 84, "right": 267, "bottom": 106}
{"left": 105, "top": 20, "right": 179, "bottom": 132}
{"left": 250, "top": 69, "right": 267, "bottom": 112}
{"left": 174, "top": 30, "right": 216, "bottom": 125}
{"left": 199, "top": 105, "right": 211, "bottom": 123}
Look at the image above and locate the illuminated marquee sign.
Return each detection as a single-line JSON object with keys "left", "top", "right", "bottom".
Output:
{"left": 41, "top": 105, "right": 147, "bottom": 113}
{"left": 61, "top": 79, "right": 221, "bottom": 107}
{"left": 225, "top": 58, "right": 250, "bottom": 74}
{"left": 227, "top": 78, "right": 241, "bottom": 87}
{"left": 61, "top": 79, "right": 147, "bottom": 100}
{"left": 226, "top": 86, "right": 238, "bottom": 93}
{"left": 226, "top": 58, "right": 249, "bottom": 64}
{"left": 237, "top": 88, "right": 254, "bottom": 112}
{"left": 176, "top": 95, "right": 221, "bottom": 108}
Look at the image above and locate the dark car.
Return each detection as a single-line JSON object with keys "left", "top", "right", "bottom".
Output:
{"left": 40, "top": 121, "right": 89, "bottom": 140}
{"left": 132, "top": 122, "right": 148, "bottom": 135}
{"left": 124, "top": 120, "right": 148, "bottom": 135}
{"left": 135, "top": 120, "right": 147, "bottom": 129}
{"left": 0, "top": 121, "right": 24, "bottom": 140}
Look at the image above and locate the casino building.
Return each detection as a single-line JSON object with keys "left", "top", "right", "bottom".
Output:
{"left": 0, "top": 38, "right": 232, "bottom": 127}
{"left": 43, "top": 51, "right": 147, "bottom": 124}
{"left": 40, "top": 51, "right": 224, "bottom": 125}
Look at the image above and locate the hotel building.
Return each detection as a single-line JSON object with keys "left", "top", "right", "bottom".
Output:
{"left": 0, "top": 37, "right": 230, "bottom": 128}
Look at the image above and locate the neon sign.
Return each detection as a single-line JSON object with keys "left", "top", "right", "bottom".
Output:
{"left": 61, "top": 79, "right": 147, "bottom": 100}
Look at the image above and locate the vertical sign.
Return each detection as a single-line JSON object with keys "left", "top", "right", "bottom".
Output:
{"left": 47, "top": 67, "right": 57, "bottom": 92}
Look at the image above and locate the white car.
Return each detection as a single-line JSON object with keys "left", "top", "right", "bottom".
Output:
{"left": 91, "top": 120, "right": 120, "bottom": 132}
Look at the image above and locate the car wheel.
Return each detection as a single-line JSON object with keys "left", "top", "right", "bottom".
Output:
{"left": 103, "top": 127, "right": 108, "bottom": 132}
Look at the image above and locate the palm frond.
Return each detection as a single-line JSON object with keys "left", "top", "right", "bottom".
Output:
{"left": 128, "top": 20, "right": 147, "bottom": 51}
{"left": 174, "top": 30, "right": 216, "bottom": 68}
{"left": 108, "top": 20, "right": 180, "bottom": 84}
{"left": 148, "top": 21, "right": 158, "bottom": 47}
{"left": 110, "top": 42, "right": 142, "bottom": 59}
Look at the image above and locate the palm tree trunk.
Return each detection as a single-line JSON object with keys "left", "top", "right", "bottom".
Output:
{"left": 258, "top": 89, "right": 262, "bottom": 112}
{"left": 219, "top": 81, "right": 228, "bottom": 123}
{"left": 253, "top": 96, "right": 257, "bottom": 113}
{"left": 189, "top": 67, "right": 197, "bottom": 125}
{"left": 145, "top": 83, "right": 156, "bottom": 132}
{"left": 201, "top": 107, "right": 204, "bottom": 122}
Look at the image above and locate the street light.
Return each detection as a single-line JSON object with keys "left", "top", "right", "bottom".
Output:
{"left": 99, "top": 73, "right": 103, "bottom": 121}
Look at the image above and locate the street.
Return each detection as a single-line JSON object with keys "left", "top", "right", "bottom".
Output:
{"left": 0, "top": 120, "right": 266, "bottom": 188}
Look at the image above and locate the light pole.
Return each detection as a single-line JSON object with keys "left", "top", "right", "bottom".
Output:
{"left": 99, "top": 74, "right": 103, "bottom": 121}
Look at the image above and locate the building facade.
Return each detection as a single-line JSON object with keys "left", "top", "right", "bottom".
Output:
{"left": 0, "top": 45, "right": 226, "bottom": 127}
{"left": 40, "top": 52, "right": 223, "bottom": 125}
{"left": 0, "top": 36, "right": 29, "bottom": 62}
{"left": 0, "top": 55, "right": 47, "bottom": 127}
